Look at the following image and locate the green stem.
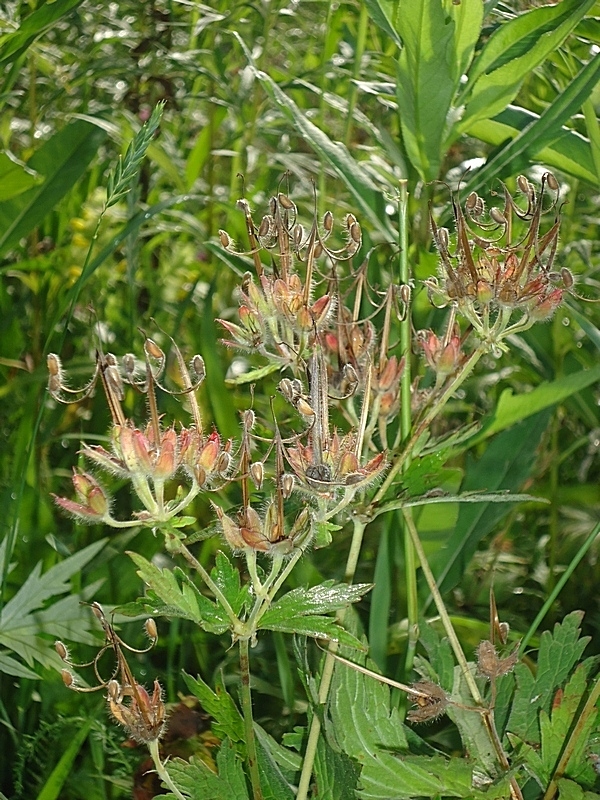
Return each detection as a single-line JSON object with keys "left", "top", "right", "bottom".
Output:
{"left": 397, "top": 180, "right": 418, "bottom": 682}
{"left": 401, "top": 510, "right": 522, "bottom": 798}
{"left": 239, "top": 637, "right": 263, "bottom": 800}
{"left": 369, "top": 342, "right": 489, "bottom": 513}
{"left": 401, "top": 511, "right": 482, "bottom": 704}
{"left": 148, "top": 739, "right": 186, "bottom": 800}
{"left": 343, "top": 3, "right": 369, "bottom": 146}
{"left": 175, "top": 541, "right": 240, "bottom": 628}
{"left": 296, "top": 517, "right": 367, "bottom": 800}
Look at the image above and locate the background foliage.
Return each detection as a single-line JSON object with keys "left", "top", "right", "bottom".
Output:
{"left": 1, "top": 0, "right": 599, "bottom": 798}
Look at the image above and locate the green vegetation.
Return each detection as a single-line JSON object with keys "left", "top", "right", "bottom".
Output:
{"left": 1, "top": 1, "right": 600, "bottom": 798}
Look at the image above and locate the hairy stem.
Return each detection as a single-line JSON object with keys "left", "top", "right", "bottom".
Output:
{"left": 148, "top": 738, "right": 186, "bottom": 800}
{"left": 239, "top": 637, "right": 263, "bottom": 800}
{"left": 296, "top": 516, "right": 367, "bottom": 800}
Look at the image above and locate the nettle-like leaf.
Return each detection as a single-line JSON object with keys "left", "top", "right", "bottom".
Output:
{"left": 182, "top": 672, "right": 244, "bottom": 744}
{"left": 258, "top": 581, "right": 370, "bottom": 648}
{"left": 0, "top": 539, "right": 106, "bottom": 678}
{"left": 210, "top": 550, "right": 251, "bottom": 617}
{"left": 127, "top": 552, "right": 230, "bottom": 634}
{"left": 163, "top": 742, "right": 248, "bottom": 800}
{"left": 508, "top": 659, "right": 600, "bottom": 791}
{"left": 505, "top": 611, "right": 590, "bottom": 745}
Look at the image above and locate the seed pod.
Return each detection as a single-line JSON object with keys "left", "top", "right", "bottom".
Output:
{"left": 561, "top": 267, "right": 574, "bottom": 289}
{"left": 216, "top": 451, "right": 232, "bottom": 476}
{"left": 243, "top": 409, "right": 255, "bottom": 430}
{"left": 465, "top": 191, "right": 478, "bottom": 210}
{"left": 249, "top": 461, "right": 264, "bottom": 489}
{"left": 258, "top": 216, "right": 272, "bottom": 238}
{"left": 145, "top": 618, "right": 158, "bottom": 642}
{"left": 296, "top": 398, "right": 315, "bottom": 417}
{"left": 107, "top": 679, "right": 121, "bottom": 702}
{"left": 313, "top": 242, "right": 323, "bottom": 258}
{"left": 122, "top": 353, "right": 136, "bottom": 381}
{"left": 278, "top": 192, "right": 295, "bottom": 210}
{"left": 490, "top": 207, "right": 506, "bottom": 225}
{"left": 47, "top": 353, "right": 63, "bottom": 395}
{"left": 219, "top": 229, "right": 231, "bottom": 249}
{"left": 91, "top": 601, "right": 105, "bottom": 623}
{"left": 61, "top": 669, "right": 75, "bottom": 688}
{"left": 323, "top": 210, "right": 333, "bottom": 233}
{"left": 349, "top": 221, "right": 361, "bottom": 243}
{"left": 517, "top": 175, "right": 530, "bottom": 194}
{"left": 546, "top": 172, "right": 559, "bottom": 191}
{"left": 345, "top": 213, "right": 357, "bottom": 229}
{"left": 278, "top": 378, "right": 294, "bottom": 402}
{"left": 343, "top": 363, "right": 359, "bottom": 387}
{"left": 144, "top": 338, "right": 164, "bottom": 360}
{"left": 281, "top": 473, "right": 295, "bottom": 499}
{"left": 437, "top": 227, "right": 449, "bottom": 250}
{"left": 293, "top": 223, "right": 304, "bottom": 247}
{"left": 55, "top": 641, "right": 69, "bottom": 661}
{"left": 191, "top": 354, "right": 205, "bottom": 382}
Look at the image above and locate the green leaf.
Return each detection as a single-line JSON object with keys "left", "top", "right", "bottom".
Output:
{"left": 0, "top": 651, "right": 39, "bottom": 679}
{"left": 0, "top": 0, "right": 84, "bottom": 67}
{"left": 359, "top": 752, "right": 508, "bottom": 800}
{"left": 469, "top": 0, "right": 594, "bottom": 82}
{"left": 465, "top": 55, "right": 600, "bottom": 193}
{"left": 254, "top": 726, "right": 297, "bottom": 800}
{"left": 185, "top": 107, "right": 227, "bottom": 190}
{"left": 447, "top": 665, "right": 499, "bottom": 779}
{"left": 0, "top": 120, "right": 107, "bottom": 257}
{"left": 469, "top": 364, "right": 600, "bottom": 444}
{"left": 506, "top": 611, "right": 590, "bottom": 745}
{"left": 182, "top": 672, "right": 244, "bottom": 743}
{"left": 237, "top": 36, "right": 394, "bottom": 241}
{"left": 428, "top": 410, "right": 551, "bottom": 598}
{"left": 0, "top": 539, "right": 105, "bottom": 674}
{"left": 454, "top": 0, "right": 595, "bottom": 137}
{"left": 260, "top": 581, "right": 371, "bottom": 624}
{"left": 210, "top": 551, "right": 250, "bottom": 617}
{"left": 395, "top": 0, "right": 457, "bottom": 181}
{"left": 127, "top": 552, "right": 229, "bottom": 634}
{"left": 538, "top": 660, "right": 598, "bottom": 785}
{"left": 363, "top": 0, "right": 402, "bottom": 48}
{"left": 164, "top": 744, "right": 248, "bottom": 800}
{"left": 314, "top": 734, "right": 361, "bottom": 800}
{"left": 467, "top": 105, "right": 598, "bottom": 186}
{"left": 36, "top": 716, "right": 95, "bottom": 800}
{"left": 261, "top": 615, "right": 365, "bottom": 649}
{"left": 0, "top": 152, "right": 40, "bottom": 200}
{"left": 449, "top": 0, "right": 484, "bottom": 80}
{"left": 314, "top": 520, "right": 342, "bottom": 548}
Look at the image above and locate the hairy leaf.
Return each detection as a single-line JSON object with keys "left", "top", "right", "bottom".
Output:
{"left": 163, "top": 744, "right": 248, "bottom": 800}
{"left": 182, "top": 672, "right": 244, "bottom": 744}
{"left": 127, "top": 552, "right": 229, "bottom": 633}
{"left": 506, "top": 611, "right": 590, "bottom": 744}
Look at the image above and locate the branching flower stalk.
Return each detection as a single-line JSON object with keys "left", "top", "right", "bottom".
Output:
{"left": 51, "top": 172, "right": 569, "bottom": 799}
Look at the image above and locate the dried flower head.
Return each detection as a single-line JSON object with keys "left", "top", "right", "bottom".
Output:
{"left": 57, "top": 603, "right": 166, "bottom": 743}
{"left": 407, "top": 680, "right": 449, "bottom": 723}
{"left": 426, "top": 173, "right": 569, "bottom": 350}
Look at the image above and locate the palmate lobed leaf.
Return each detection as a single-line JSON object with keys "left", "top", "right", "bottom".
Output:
{"left": 259, "top": 615, "right": 365, "bottom": 649}
{"left": 506, "top": 611, "right": 590, "bottom": 745}
{"left": 260, "top": 581, "right": 372, "bottom": 623}
{"left": 210, "top": 550, "right": 251, "bottom": 617}
{"left": 127, "top": 552, "right": 230, "bottom": 633}
{"left": 163, "top": 744, "right": 248, "bottom": 800}
{"left": 182, "top": 672, "right": 244, "bottom": 744}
